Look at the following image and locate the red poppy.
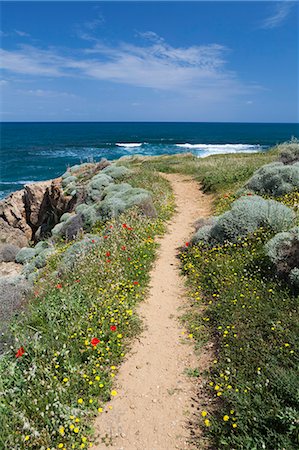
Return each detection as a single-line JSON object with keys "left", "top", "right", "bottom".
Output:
{"left": 122, "top": 223, "right": 127, "bottom": 229}
{"left": 56, "top": 283, "right": 62, "bottom": 289}
{"left": 104, "top": 235, "right": 108, "bottom": 239}
{"left": 92, "top": 239, "right": 95, "bottom": 243}
{"left": 109, "top": 225, "right": 113, "bottom": 229}
{"left": 90, "top": 337, "right": 100, "bottom": 346}
{"left": 128, "top": 257, "right": 131, "bottom": 261}
{"left": 133, "top": 281, "right": 139, "bottom": 285}
{"left": 75, "top": 279, "right": 80, "bottom": 283}
{"left": 247, "top": 193, "right": 253, "bottom": 196}
{"left": 110, "top": 325, "right": 117, "bottom": 332}
{"left": 121, "top": 246, "right": 126, "bottom": 251}
{"left": 106, "top": 259, "right": 111, "bottom": 263}
{"left": 106, "top": 251, "right": 111, "bottom": 257}
{"left": 16, "top": 347, "right": 25, "bottom": 358}
{"left": 185, "top": 242, "right": 190, "bottom": 247}
{"left": 127, "top": 227, "right": 133, "bottom": 231}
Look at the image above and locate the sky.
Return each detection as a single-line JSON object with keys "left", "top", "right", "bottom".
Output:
{"left": 0, "top": 1, "right": 298, "bottom": 122}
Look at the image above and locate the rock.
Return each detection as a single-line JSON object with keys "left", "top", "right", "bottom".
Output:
{"left": 0, "top": 218, "right": 28, "bottom": 247}
{"left": 0, "top": 178, "right": 76, "bottom": 244}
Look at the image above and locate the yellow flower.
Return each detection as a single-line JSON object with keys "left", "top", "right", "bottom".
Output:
{"left": 63, "top": 377, "right": 69, "bottom": 383}
{"left": 232, "top": 423, "right": 238, "bottom": 428}
{"left": 59, "top": 426, "right": 65, "bottom": 435}
{"left": 58, "top": 445, "right": 64, "bottom": 449}
{"left": 78, "top": 398, "right": 83, "bottom": 404}
{"left": 24, "top": 435, "right": 30, "bottom": 441}
{"left": 204, "top": 419, "right": 211, "bottom": 427}
{"left": 74, "top": 427, "right": 79, "bottom": 433}
{"left": 223, "top": 415, "right": 230, "bottom": 422}
{"left": 70, "top": 424, "right": 75, "bottom": 430}
{"left": 98, "top": 407, "right": 103, "bottom": 413}
{"left": 82, "top": 437, "right": 87, "bottom": 443}
{"left": 111, "top": 390, "right": 117, "bottom": 396}
{"left": 201, "top": 411, "right": 208, "bottom": 417}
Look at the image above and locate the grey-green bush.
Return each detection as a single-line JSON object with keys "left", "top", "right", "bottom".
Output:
{"left": 265, "top": 227, "right": 299, "bottom": 286}
{"left": 75, "top": 204, "right": 98, "bottom": 228}
{"left": 102, "top": 165, "right": 131, "bottom": 179}
{"left": 86, "top": 173, "right": 113, "bottom": 203}
{"left": 245, "top": 162, "right": 299, "bottom": 196}
{"left": 15, "top": 247, "right": 37, "bottom": 264}
{"left": 193, "top": 196, "right": 295, "bottom": 245}
{"left": 278, "top": 138, "right": 299, "bottom": 165}
{"left": 0, "top": 244, "right": 20, "bottom": 262}
{"left": 61, "top": 214, "right": 84, "bottom": 241}
{"left": 61, "top": 235, "right": 102, "bottom": 270}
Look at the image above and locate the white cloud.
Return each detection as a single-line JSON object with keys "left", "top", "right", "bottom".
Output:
{"left": 14, "top": 30, "right": 31, "bottom": 37}
{"left": 18, "top": 89, "right": 77, "bottom": 98}
{"left": 260, "top": 2, "right": 293, "bottom": 29}
{"left": 0, "top": 35, "right": 257, "bottom": 99}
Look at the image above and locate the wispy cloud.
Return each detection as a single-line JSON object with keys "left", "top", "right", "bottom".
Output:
{"left": 14, "top": 30, "right": 31, "bottom": 37}
{"left": 0, "top": 34, "right": 257, "bottom": 98}
{"left": 18, "top": 88, "right": 77, "bottom": 98}
{"left": 260, "top": 1, "right": 293, "bottom": 29}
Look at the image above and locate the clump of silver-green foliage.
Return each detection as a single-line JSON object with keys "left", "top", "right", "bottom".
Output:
{"left": 193, "top": 195, "right": 295, "bottom": 245}
{"left": 265, "top": 226, "right": 299, "bottom": 288}
{"left": 15, "top": 241, "right": 55, "bottom": 283}
{"left": 245, "top": 139, "right": 299, "bottom": 196}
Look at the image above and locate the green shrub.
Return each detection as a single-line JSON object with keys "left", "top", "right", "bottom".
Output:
{"left": 34, "top": 248, "right": 55, "bottom": 269}
{"left": 61, "top": 234, "right": 102, "bottom": 270}
{"left": 278, "top": 138, "right": 299, "bottom": 165}
{"left": 102, "top": 165, "right": 131, "bottom": 179}
{"left": 62, "top": 175, "right": 77, "bottom": 188}
{"left": 265, "top": 227, "right": 299, "bottom": 287}
{"left": 60, "top": 214, "right": 84, "bottom": 241}
{"left": 75, "top": 204, "right": 98, "bottom": 228}
{"left": 86, "top": 173, "right": 113, "bottom": 203}
{"left": 15, "top": 247, "right": 37, "bottom": 264}
{"left": 193, "top": 196, "right": 295, "bottom": 244}
{"left": 245, "top": 162, "right": 299, "bottom": 196}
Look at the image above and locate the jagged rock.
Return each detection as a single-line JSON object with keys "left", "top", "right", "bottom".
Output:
{"left": 0, "top": 178, "right": 75, "bottom": 243}
{"left": 0, "top": 218, "right": 28, "bottom": 247}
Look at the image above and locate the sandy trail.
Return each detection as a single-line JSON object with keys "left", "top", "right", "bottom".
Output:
{"left": 94, "top": 173, "right": 212, "bottom": 450}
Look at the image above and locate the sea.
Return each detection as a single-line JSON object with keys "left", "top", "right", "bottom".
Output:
{"left": 0, "top": 122, "right": 298, "bottom": 200}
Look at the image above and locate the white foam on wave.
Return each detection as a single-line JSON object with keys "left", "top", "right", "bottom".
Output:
{"left": 0, "top": 180, "right": 36, "bottom": 185}
{"left": 176, "top": 143, "right": 260, "bottom": 151}
{"left": 116, "top": 143, "right": 143, "bottom": 148}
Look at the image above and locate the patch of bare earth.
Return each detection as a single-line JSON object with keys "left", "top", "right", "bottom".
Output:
{"left": 94, "top": 173, "right": 213, "bottom": 450}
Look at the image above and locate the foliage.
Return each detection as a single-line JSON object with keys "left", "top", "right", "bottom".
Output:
{"left": 279, "top": 138, "right": 299, "bottom": 165}
{"left": 0, "top": 169, "right": 175, "bottom": 450}
{"left": 181, "top": 230, "right": 299, "bottom": 449}
{"left": 193, "top": 195, "right": 295, "bottom": 244}
{"left": 102, "top": 165, "right": 131, "bottom": 179}
{"left": 265, "top": 227, "right": 299, "bottom": 287}
{"left": 15, "top": 247, "right": 37, "bottom": 264}
{"left": 246, "top": 162, "right": 299, "bottom": 196}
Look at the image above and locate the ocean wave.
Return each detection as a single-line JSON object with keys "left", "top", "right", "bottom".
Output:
{"left": 116, "top": 143, "right": 143, "bottom": 148}
{"left": 176, "top": 143, "right": 261, "bottom": 151}
{"left": 0, "top": 180, "right": 36, "bottom": 185}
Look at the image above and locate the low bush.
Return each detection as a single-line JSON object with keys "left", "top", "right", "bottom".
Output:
{"left": 278, "top": 138, "right": 299, "bottom": 165}
{"left": 15, "top": 247, "right": 37, "bottom": 264}
{"left": 265, "top": 227, "right": 299, "bottom": 288}
{"left": 102, "top": 165, "right": 131, "bottom": 179}
{"left": 193, "top": 195, "right": 295, "bottom": 245}
{"left": 245, "top": 162, "right": 299, "bottom": 196}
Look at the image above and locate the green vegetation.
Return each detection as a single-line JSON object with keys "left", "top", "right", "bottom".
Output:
{"left": 177, "top": 142, "right": 299, "bottom": 449}
{"left": 0, "top": 170, "right": 174, "bottom": 450}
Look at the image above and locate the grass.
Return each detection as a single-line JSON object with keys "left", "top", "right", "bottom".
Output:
{"left": 0, "top": 169, "right": 174, "bottom": 450}
{"left": 120, "top": 146, "right": 279, "bottom": 198}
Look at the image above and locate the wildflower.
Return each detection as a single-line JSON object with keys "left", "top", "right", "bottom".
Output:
{"left": 78, "top": 398, "right": 83, "bottom": 404}
{"left": 63, "top": 377, "right": 69, "bottom": 383}
{"left": 56, "top": 283, "right": 62, "bottom": 289}
{"left": 59, "top": 426, "right": 65, "bottom": 435}
{"left": 232, "top": 423, "right": 237, "bottom": 428}
{"left": 223, "top": 415, "right": 230, "bottom": 422}
{"left": 91, "top": 337, "right": 100, "bottom": 346}
{"left": 16, "top": 346, "right": 25, "bottom": 358}
{"left": 121, "top": 246, "right": 126, "bottom": 250}
{"left": 74, "top": 427, "right": 79, "bottom": 433}
{"left": 122, "top": 223, "right": 127, "bottom": 229}
{"left": 185, "top": 242, "right": 190, "bottom": 247}
{"left": 204, "top": 419, "right": 211, "bottom": 427}
{"left": 24, "top": 435, "right": 30, "bottom": 441}
{"left": 133, "top": 281, "right": 139, "bottom": 285}
{"left": 110, "top": 325, "right": 117, "bottom": 332}
{"left": 111, "top": 390, "right": 117, "bottom": 396}
{"left": 98, "top": 407, "right": 103, "bottom": 413}
{"left": 201, "top": 411, "right": 208, "bottom": 417}
{"left": 106, "top": 251, "right": 111, "bottom": 257}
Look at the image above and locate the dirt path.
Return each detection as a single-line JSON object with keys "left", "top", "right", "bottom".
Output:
{"left": 94, "top": 173, "right": 212, "bottom": 450}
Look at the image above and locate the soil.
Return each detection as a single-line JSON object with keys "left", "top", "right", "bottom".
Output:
{"left": 94, "top": 173, "right": 213, "bottom": 450}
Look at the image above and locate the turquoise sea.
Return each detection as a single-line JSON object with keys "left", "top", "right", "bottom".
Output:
{"left": 0, "top": 122, "right": 298, "bottom": 199}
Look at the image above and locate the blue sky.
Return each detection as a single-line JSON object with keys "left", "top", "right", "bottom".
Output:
{"left": 0, "top": 1, "right": 298, "bottom": 122}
